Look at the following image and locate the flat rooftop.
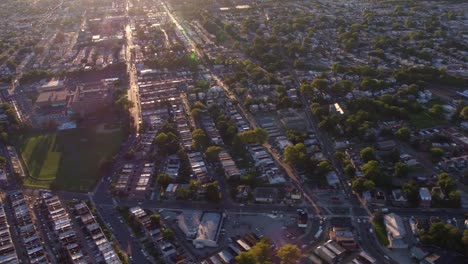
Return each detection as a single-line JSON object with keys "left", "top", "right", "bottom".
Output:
{"left": 196, "top": 212, "right": 222, "bottom": 243}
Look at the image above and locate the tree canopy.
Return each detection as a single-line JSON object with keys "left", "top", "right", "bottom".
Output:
{"left": 205, "top": 181, "right": 221, "bottom": 202}
{"left": 283, "top": 143, "right": 306, "bottom": 165}
{"left": 157, "top": 173, "right": 172, "bottom": 190}
{"left": 276, "top": 244, "right": 301, "bottom": 264}
{"left": 235, "top": 239, "right": 272, "bottom": 264}
{"left": 419, "top": 222, "right": 466, "bottom": 253}
{"left": 154, "top": 132, "right": 179, "bottom": 155}
{"left": 238, "top": 128, "right": 268, "bottom": 144}
{"left": 360, "top": 147, "right": 376, "bottom": 162}
{"left": 192, "top": 129, "right": 209, "bottom": 150}
{"left": 205, "top": 146, "right": 222, "bottom": 162}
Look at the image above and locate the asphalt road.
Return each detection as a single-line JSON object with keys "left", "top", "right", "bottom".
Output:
{"left": 96, "top": 204, "right": 150, "bottom": 264}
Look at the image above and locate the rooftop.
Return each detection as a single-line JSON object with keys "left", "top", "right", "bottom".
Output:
{"left": 194, "top": 212, "right": 222, "bottom": 245}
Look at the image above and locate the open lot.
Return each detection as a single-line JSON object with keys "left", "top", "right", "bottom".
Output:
{"left": 409, "top": 111, "right": 446, "bottom": 130}
{"left": 19, "top": 126, "right": 123, "bottom": 192}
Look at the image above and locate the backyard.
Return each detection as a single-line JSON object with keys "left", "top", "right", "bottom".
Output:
{"left": 19, "top": 126, "right": 123, "bottom": 192}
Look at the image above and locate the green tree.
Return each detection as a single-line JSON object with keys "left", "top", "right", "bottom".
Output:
{"left": 235, "top": 239, "right": 272, "bottom": 264}
{"left": 396, "top": 127, "right": 411, "bottom": 141}
{"left": 162, "top": 229, "right": 175, "bottom": 241}
{"left": 402, "top": 180, "right": 419, "bottom": 207}
{"left": 205, "top": 181, "right": 221, "bottom": 202}
{"left": 430, "top": 147, "right": 444, "bottom": 161}
{"left": 362, "top": 160, "right": 390, "bottom": 189}
{"left": 334, "top": 151, "right": 346, "bottom": 163}
{"left": 154, "top": 132, "right": 179, "bottom": 155}
{"left": 310, "top": 103, "right": 325, "bottom": 118}
{"left": 192, "top": 129, "right": 208, "bottom": 150}
{"left": 0, "top": 132, "right": 8, "bottom": 144}
{"left": 283, "top": 143, "right": 306, "bottom": 165}
{"left": 238, "top": 128, "right": 268, "bottom": 144}
{"left": 276, "top": 244, "right": 301, "bottom": 264}
{"left": 154, "top": 133, "right": 169, "bottom": 145}
{"left": 462, "top": 230, "right": 468, "bottom": 250}
{"left": 190, "top": 108, "right": 202, "bottom": 120}
{"left": 419, "top": 222, "right": 464, "bottom": 253}
{"left": 115, "top": 96, "right": 135, "bottom": 111}
{"left": 189, "top": 180, "right": 201, "bottom": 192}
{"left": 430, "top": 104, "right": 444, "bottom": 118}
{"left": 205, "top": 146, "right": 222, "bottom": 162}
{"left": 286, "top": 130, "right": 306, "bottom": 144}
{"left": 447, "top": 191, "right": 461, "bottom": 208}
{"left": 176, "top": 187, "right": 191, "bottom": 200}
{"left": 437, "top": 173, "right": 456, "bottom": 194}
{"left": 460, "top": 106, "right": 468, "bottom": 120}
{"left": 352, "top": 177, "right": 375, "bottom": 194}
{"left": 300, "top": 82, "right": 314, "bottom": 97}
{"left": 316, "top": 160, "right": 333, "bottom": 175}
{"left": 150, "top": 214, "right": 161, "bottom": 227}
{"left": 235, "top": 253, "right": 256, "bottom": 264}
{"left": 394, "top": 162, "right": 408, "bottom": 178}
{"left": 360, "top": 147, "right": 376, "bottom": 162}
{"left": 360, "top": 77, "right": 380, "bottom": 94}
{"left": 311, "top": 78, "right": 328, "bottom": 91}
{"left": 157, "top": 173, "right": 172, "bottom": 190}
{"left": 344, "top": 164, "right": 356, "bottom": 177}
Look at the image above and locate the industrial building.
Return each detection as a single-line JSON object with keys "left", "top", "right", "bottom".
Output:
{"left": 193, "top": 212, "right": 224, "bottom": 248}
{"left": 384, "top": 213, "right": 408, "bottom": 249}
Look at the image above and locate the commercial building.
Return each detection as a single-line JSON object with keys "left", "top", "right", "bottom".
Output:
{"left": 384, "top": 213, "right": 408, "bottom": 249}
{"left": 350, "top": 251, "right": 377, "bottom": 264}
{"left": 176, "top": 211, "right": 201, "bottom": 240}
{"left": 38, "top": 80, "right": 64, "bottom": 92}
{"left": 329, "top": 227, "right": 357, "bottom": 251}
{"left": 314, "top": 240, "right": 345, "bottom": 263}
{"left": 193, "top": 212, "right": 224, "bottom": 248}
{"left": 70, "top": 81, "right": 114, "bottom": 116}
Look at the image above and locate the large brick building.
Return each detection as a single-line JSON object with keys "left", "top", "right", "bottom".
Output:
{"left": 70, "top": 81, "right": 114, "bottom": 116}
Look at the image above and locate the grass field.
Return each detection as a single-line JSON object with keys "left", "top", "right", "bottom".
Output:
{"left": 409, "top": 111, "right": 445, "bottom": 129}
{"left": 19, "top": 127, "right": 123, "bottom": 192}
{"left": 372, "top": 220, "right": 390, "bottom": 246}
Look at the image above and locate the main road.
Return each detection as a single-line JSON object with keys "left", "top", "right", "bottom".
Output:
{"left": 125, "top": 1, "right": 141, "bottom": 133}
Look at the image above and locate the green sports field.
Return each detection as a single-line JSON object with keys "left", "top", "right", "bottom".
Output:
{"left": 19, "top": 127, "right": 123, "bottom": 192}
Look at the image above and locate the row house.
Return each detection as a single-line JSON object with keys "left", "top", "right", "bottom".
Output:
{"left": 74, "top": 203, "right": 121, "bottom": 264}
{"left": 9, "top": 191, "right": 49, "bottom": 264}
{"left": 42, "top": 195, "right": 85, "bottom": 263}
